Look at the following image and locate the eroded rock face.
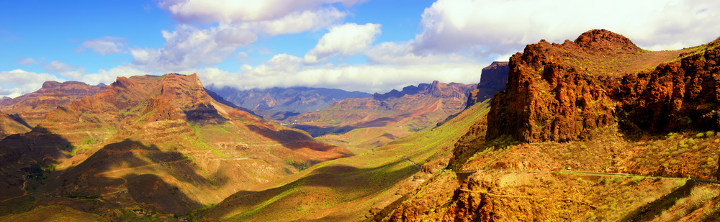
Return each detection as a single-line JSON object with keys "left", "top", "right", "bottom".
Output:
{"left": 616, "top": 42, "right": 720, "bottom": 133}
{"left": 466, "top": 62, "right": 509, "bottom": 108}
{"left": 486, "top": 29, "right": 719, "bottom": 142}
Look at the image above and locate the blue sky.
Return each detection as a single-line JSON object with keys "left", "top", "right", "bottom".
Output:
{"left": 1, "top": 0, "right": 720, "bottom": 97}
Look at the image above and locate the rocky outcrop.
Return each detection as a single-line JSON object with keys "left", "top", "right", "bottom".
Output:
{"left": 466, "top": 62, "right": 509, "bottom": 107}
{"left": 616, "top": 39, "right": 720, "bottom": 133}
{"left": 485, "top": 29, "right": 712, "bottom": 143}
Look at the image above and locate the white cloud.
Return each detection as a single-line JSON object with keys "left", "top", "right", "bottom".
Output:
{"left": 136, "top": 1, "right": 352, "bottom": 71}
{"left": 158, "top": 0, "right": 364, "bottom": 24}
{"left": 41, "top": 61, "right": 85, "bottom": 79}
{"left": 130, "top": 24, "right": 257, "bottom": 72}
{"left": 78, "top": 37, "right": 126, "bottom": 55}
{"left": 305, "top": 23, "right": 381, "bottom": 63}
{"left": 413, "top": 0, "right": 720, "bottom": 56}
{"left": 79, "top": 65, "right": 148, "bottom": 85}
{"left": 0, "top": 69, "right": 61, "bottom": 98}
{"left": 246, "top": 7, "right": 346, "bottom": 35}
{"left": 192, "top": 54, "right": 484, "bottom": 94}
{"left": 365, "top": 41, "right": 476, "bottom": 65}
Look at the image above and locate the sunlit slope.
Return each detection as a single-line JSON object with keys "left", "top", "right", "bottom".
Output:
{"left": 204, "top": 100, "right": 491, "bottom": 221}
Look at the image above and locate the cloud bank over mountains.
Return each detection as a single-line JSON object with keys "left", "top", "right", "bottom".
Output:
{"left": 3, "top": 0, "right": 720, "bottom": 98}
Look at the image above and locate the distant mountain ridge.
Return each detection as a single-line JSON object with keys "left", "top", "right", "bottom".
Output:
{"left": 287, "top": 81, "right": 476, "bottom": 149}
{"left": 0, "top": 81, "right": 106, "bottom": 127}
{"left": 206, "top": 86, "right": 371, "bottom": 120}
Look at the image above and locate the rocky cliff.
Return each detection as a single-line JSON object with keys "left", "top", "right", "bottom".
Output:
{"left": 381, "top": 30, "right": 720, "bottom": 222}
{"left": 466, "top": 61, "right": 509, "bottom": 108}
{"left": 486, "top": 29, "right": 710, "bottom": 142}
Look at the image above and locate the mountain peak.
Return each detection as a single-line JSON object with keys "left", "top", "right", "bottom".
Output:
{"left": 573, "top": 29, "right": 640, "bottom": 51}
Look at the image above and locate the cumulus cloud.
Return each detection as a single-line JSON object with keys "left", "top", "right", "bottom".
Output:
{"left": 304, "top": 23, "right": 381, "bottom": 63}
{"left": 41, "top": 60, "right": 85, "bottom": 79}
{"left": 365, "top": 41, "right": 475, "bottom": 65}
{"left": 78, "top": 37, "right": 126, "bottom": 55}
{"left": 192, "top": 53, "right": 484, "bottom": 94}
{"left": 0, "top": 69, "right": 61, "bottom": 98}
{"left": 130, "top": 24, "right": 257, "bottom": 72}
{"left": 135, "top": 1, "right": 352, "bottom": 71}
{"left": 414, "top": 0, "right": 720, "bottom": 56}
{"left": 246, "top": 7, "right": 346, "bottom": 35}
{"left": 158, "top": 0, "right": 364, "bottom": 24}
{"left": 79, "top": 65, "right": 148, "bottom": 85}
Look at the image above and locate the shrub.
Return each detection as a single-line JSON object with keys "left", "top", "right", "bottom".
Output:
{"left": 706, "top": 130, "right": 715, "bottom": 137}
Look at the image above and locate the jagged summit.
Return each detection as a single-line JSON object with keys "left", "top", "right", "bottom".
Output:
{"left": 372, "top": 81, "right": 470, "bottom": 100}
{"left": 487, "top": 29, "right": 720, "bottom": 143}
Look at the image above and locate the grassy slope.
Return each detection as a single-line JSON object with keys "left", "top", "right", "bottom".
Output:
{"left": 204, "top": 100, "right": 491, "bottom": 221}
{"left": 0, "top": 205, "right": 107, "bottom": 222}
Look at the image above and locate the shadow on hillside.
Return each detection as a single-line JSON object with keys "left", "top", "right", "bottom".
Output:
{"left": 8, "top": 114, "right": 32, "bottom": 129}
{"left": 291, "top": 124, "right": 357, "bottom": 137}
{"left": 209, "top": 160, "right": 418, "bottom": 219}
{"left": 0, "top": 127, "right": 72, "bottom": 208}
{"left": 53, "top": 139, "right": 216, "bottom": 214}
{"left": 245, "top": 125, "right": 341, "bottom": 153}
{"left": 290, "top": 115, "right": 400, "bottom": 137}
{"left": 619, "top": 180, "right": 695, "bottom": 222}
{"left": 184, "top": 103, "right": 229, "bottom": 125}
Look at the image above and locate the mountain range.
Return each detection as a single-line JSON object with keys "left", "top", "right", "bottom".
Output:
{"left": 2, "top": 29, "right": 719, "bottom": 221}
{"left": 0, "top": 74, "right": 350, "bottom": 218}
{"left": 287, "top": 81, "right": 476, "bottom": 150}
{"left": 206, "top": 86, "right": 371, "bottom": 120}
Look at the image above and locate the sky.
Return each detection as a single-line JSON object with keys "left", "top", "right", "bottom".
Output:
{"left": 1, "top": 0, "right": 720, "bottom": 98}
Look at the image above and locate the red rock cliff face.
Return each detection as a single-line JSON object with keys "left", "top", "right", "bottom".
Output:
{"left": 486, "top": 29, "right": 711, "bottom": 143}
{"left": 466, "top": 61, "right": 509, "bottom": 107}
{"left": 616, "top": 39, "right": 720, "bottom": 133}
